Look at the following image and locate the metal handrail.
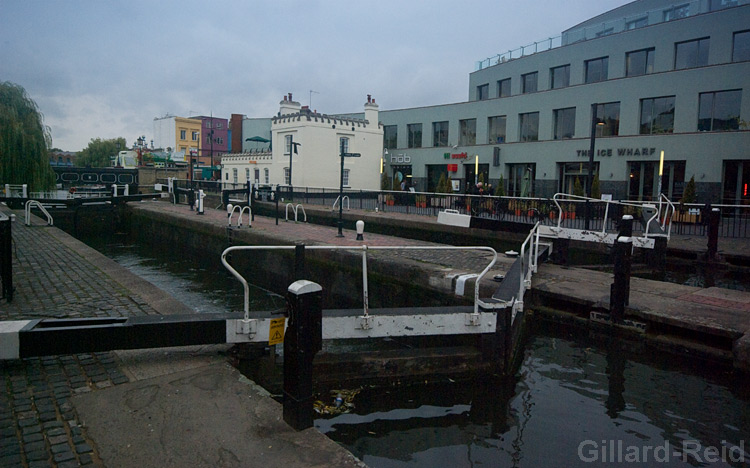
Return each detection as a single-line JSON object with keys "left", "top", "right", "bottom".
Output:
{"left": 221, "top": 245, "right": 498, "bottom": 321}
{"left": 24, "top": 201, "right": 53, "bottom": 226}
{"left": 227, "top": 204, "right": 251, "bottom": 228}
{"left": 285, "top": 203, "right": 306, "bottom": 222}
{"left": 332, "top": 195, "right": 349, "bottom": 211}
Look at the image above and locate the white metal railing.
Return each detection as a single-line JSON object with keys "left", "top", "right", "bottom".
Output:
{"left": 24, "top": 200, "right": 53, "bottom": 226}
{"left": 4, "top": 184, "right": 28, "bottom": 198}
{"left": 221, "top": 245, "right": 498, "bottom": 321}
{"left": 332, "top": 195, "right": 350, "bottom": 211}
{"left": 552, "top": 192, "right": 674, "bottom": 239}
{"left": 285, "top": 203, "right": 306, "bottom": 223}
{"left": 227, "top": 204, "right": 251, "bottom": 228}
{"left": 515, "top": 222, "right": 543, "bottom": 321}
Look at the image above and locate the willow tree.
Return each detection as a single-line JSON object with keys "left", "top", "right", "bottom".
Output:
{"left": 0, "top": 82, "right": 55, "bottom": 192}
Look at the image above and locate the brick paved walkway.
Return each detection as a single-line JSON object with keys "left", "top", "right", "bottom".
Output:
{"left": 1, "top": 208, "right": 162, "bottom": 467}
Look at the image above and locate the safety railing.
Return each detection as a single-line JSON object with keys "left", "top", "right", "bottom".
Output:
{"left": 24, "top": 201, "right": 53, "bottom": 226}
{"left": 332, "top": 195, "right": 349, "bottom": 211}
{"left": 552, "top": 192, "right": 675, "bottom": 239}
{"left": 221, "top": 245, "right": 498, "bottom": 321}
{"left": 285, "top": 204, "right": 306, "bottom": 223}
{"left": 515, "top": 222, "right": 543, "bottom": 322}
{"left": 227, "top": 204, "right": 251, "bottom": 228}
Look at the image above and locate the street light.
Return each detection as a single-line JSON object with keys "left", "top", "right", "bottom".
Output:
{"left": 288, "top": 135, "right": 301, "bottom": 200}
{"left": 586, "top": 103, "right": 605, "bottom": 230}
{"left": 337, "top": 141, "right": 361, "bottom": 237}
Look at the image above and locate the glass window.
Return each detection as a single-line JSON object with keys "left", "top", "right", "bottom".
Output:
{"left": 245, "top": 168, "right": 250, "bottom": 182}
{"left": 625, "top": 17, "right": 648, "bottom": 30}
{"left": 596, "top": 28, "right": 614, "bottom": 38}
{"left": 343, "top": 169, "right": 350, "bottom": 187}
{"left": 710, "top": 0, "right": 738, "bottom": 11}
{"left": 733, "top": 30, "right": 750, "bottom": 62}
{"left": 553, "top": 108, "right": 576, "bottom": 140}
{"left": 191, "top": 131, "right": 199, "bottom": 141}
{"left": 232, "top": 168, "right": 238, "bottom": 184}
{"left": 459, "top": 119, "right": 477, "bottom": 145}
{"left": 640, "top": 96, "right": 675, "bottom": 134}
{"left": 626, "top": 48, "right": 655, "bottom": 77}
{"left": 550, "top": 65, "right": 570, "bottom": 89}
{"left": 664, "top": 4, "right": 690, "bottom": 21}
{"left": 383, "top": 125, "right": 397, "bottom": 149}
{"left": 407, "top": 123, "right": 422, "bottom": 148}
{"left": 477, "top": 84, "right": 489, "bottom": 100}
{"left": 432, "top": 121, "right": 449, "bottom": 147}
{"left": 180, "top": 130, "right": 186, "bottom": 140}
{"left": 585, "top": 57, "right": 608, "bottom": 83}
{"left": 264, "top": 168, "right": 269, "bottom": 184}
{"left": 487, "top": 116, "right": 507, "bottom": 144}
{"left": 285, "top": 135, "right": 292, "bottom": 154}
{"left": 519, "top": 112, "right": 540, "bottom": 142}
{"left": 522, "top": 72, "right": 538, "bottom": 94}
{"left": 675, "top": 38, "right": 709, "bottom": 69}
{"left": 508, "top": 164, "right": 536, "bottom": 197}
{"left": 698, "top": 90, "right": 742, "bottom": 131}
{"left": 284, "top": 167, "right": 290, "bottom": 185}
{"left": 594, "top": 102, "right": 620, "bottom": 136}
{"left": 254, "top": 168, "right": 259, "bottom": 183}
{"left": 340, "top": 137, "right": 349, "bottom": 154}
{"left": 497, "top": 78, "right": 511, "bottom": 98}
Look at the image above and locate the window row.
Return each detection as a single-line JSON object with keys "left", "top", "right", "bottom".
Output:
{"left": 386, "top": 90, "right": 742, "bottom": 148}
{"left": 475, "top": 30, "right": 750, "bottom": 100}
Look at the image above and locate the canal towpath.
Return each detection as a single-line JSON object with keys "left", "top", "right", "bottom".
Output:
{"left": 0, "top": 204, "right": 365, "bottom": 468}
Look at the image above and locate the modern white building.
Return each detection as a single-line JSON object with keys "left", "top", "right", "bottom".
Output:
{"left": 378, "top": 0, "right": 750, "bottom": 204}
{"left": 222, "top": 94, "right": 383, "bottom": 190}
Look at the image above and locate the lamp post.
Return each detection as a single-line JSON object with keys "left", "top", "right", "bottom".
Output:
{"left": 288, "top": 135, "right": 301, "bottom": 200}
{"left": 586, "top": 103, "right": 604, "bottom": 230}
{"left": 337, "top": 142, "right": 361, "bottom": 237}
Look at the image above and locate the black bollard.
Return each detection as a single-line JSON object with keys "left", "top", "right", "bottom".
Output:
{"left": 707, "top": 208, "right": 720, "bottom": 261}
{"left": 283, "top": 280, "right": 323, "bottom": 431}
{"left": 609, "top": 235, "right": 632, "bottom": 324}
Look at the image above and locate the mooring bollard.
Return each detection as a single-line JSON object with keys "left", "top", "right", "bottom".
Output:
{"left": 707, "top": 207, "right": 720, "bottom": 261}
{"left": 609, "top": 235, "right": 633, "bottom": 324}
{"left": 283, "top": 280, "right": 323, "bottom": 431}
{"left": 195, "top": 189, "right": 205, "bottom": 215}
{"left": 356, "top": 220, "right": 364, "bottom": 241}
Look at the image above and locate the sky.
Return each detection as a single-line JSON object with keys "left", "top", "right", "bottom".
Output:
{"left": 1, "top": 0, "right": 630, "bottom": 152}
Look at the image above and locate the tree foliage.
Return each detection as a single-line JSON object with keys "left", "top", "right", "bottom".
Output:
{"left": 0, "top": 81, "right": 56, "bottom": 192}
{"left": 592, "top": 173, "right": 601, "bottom": 199}
{"left": 495, "top": 175, "right": 506, "bottom": 197}
{"left": 681, "top": 175, "right": 697, "bottom": 204}
{"left": 77, "top": 137, "right": 127, "bottom": 168}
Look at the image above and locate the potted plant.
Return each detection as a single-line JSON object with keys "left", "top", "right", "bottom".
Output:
{"left": 385, "top": 194, "right": 395, "bottom": 206}
{"left": 675, "top": 175, "right": 699, "bottom": 223}
{"left": 415, "top": 194, "right": 427, "bottom": 208}
{"left": 567, "top": 177, "right": 585, "bottom": 219}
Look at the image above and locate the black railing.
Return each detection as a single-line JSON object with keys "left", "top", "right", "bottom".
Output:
{"left": 0, "top": 212, "right": 13, "bottom": 302}
{"left": 155, "top": 180, "right": 750, "bottom": 239}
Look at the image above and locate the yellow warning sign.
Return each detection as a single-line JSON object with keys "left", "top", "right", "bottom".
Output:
{"left": 268, "top": 318, "right": 286, "bottom": 345}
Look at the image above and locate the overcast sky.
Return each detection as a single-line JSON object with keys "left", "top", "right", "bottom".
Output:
{"left": 2, "top": 0, "right": 630, "bottom": 151}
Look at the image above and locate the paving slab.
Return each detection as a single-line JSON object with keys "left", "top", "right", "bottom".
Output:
{"left": 73, "top": 362, "right": 364, "bottom": 468}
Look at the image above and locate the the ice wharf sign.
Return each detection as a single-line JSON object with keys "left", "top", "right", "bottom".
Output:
{"left": 576, "top": 147, "right": 657, "bottom": 158}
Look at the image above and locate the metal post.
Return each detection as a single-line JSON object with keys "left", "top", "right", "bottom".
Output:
{"left": 283, "top": 280, "right": 323, "bottom": 431}
{"left": 294, "top": 244, "right": 306, "bottom": 281}
{"left": 274, "top": 186, "right": 279, "bottom": 225}
{"left": 707, "top": 207, "right": 720, "bottom": 261}
{"left": 586, "top": 103, "right": 598, "bottom": 230}
{"left": 337, "top": 146, "right": 345, "bottom": 237}
{"left": 0, "top": 214, "right": 13, "bottom": 302}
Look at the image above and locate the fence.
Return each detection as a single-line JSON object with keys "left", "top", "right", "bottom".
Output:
{"left": 155, "top": 180, "right": 750, "bottom": 239}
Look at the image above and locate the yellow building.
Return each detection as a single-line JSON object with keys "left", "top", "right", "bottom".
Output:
{"left": 174, "top": 117, "right": 202, "bottom": 162}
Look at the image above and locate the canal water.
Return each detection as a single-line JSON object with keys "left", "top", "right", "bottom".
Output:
{"left": 80, "top": 234, "right": 750, "bottom": 467}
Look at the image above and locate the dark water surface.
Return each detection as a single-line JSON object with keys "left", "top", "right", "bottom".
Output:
{"left": 80, "top": 234, "right": 750, "bottom": 467}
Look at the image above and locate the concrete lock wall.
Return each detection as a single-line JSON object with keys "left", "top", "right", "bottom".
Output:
{"left": 124, "top": 207, "right": 471, "bottom": 311}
